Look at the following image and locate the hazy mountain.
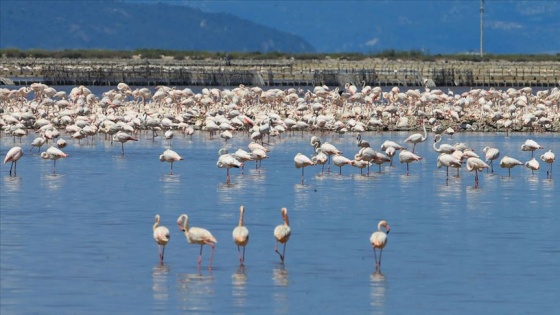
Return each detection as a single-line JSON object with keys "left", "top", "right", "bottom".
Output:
{"left": 1, "top": 0, "right": 558, "bottom": 54}
{"left": 184, "top": 0, "right": 560, "bottom": 55}
{"left": 0, "top": 0, "right": 314, "bottom": 53}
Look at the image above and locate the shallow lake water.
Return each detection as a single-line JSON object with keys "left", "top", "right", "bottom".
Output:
{"left": 1, "top": 127, "right": 558, "bottom": 314}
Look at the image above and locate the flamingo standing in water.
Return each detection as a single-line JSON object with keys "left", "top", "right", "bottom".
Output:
{"left": 370, "top": 220, "right": 390, "bottom": 272}
{"left": 524, "top": 158, "right": 540, "bottom": 175}
{"left": 4, "top": 146, "right": 24, "bottom": 176}
{"left": 294, "top": 152, "right": 316, "bottom": 185}
{"left": 540, "top": 150, "right": 555, "bottom": 178}
{"left": 232, "top": 205, "right": 249, "bottom": 265}
{"left": 499, "top": 156, "right": 523, "bottom": 177}
{"left": 30, "top": 136, "right": 47, "bottom": 153}
{"left": 466, "top": 157, "right": 489, "bottom": 188}
{"left": 332, "top": 153, "right": 353, "bottom": 175}
{"left": 40, "top": 146, "right": 68, "bottom": 174}
{"left": 153, "top": 214, "right": 170, "bottom": 263}
{"left": 159, "top": 149, "right": 183, "bottom": 174}
{"left": 521, "top": 139, "right": 543, "bottom": 157}
{"left": 217, "top": 148, "right": 241, "bottom": 184}
{"left": 274, "top": 207, "right": 291, "bottom": 264}
{"left": 319, "top": 142, "right": 342, "bottom": 172}
{"left": 483, "top": 146, "right": 500, "bottom": 173}
{"left": 404, "top": 120, "right": 427, "bottom": 153}
{"left": 113, "top": 131, "right": 138, "bottom": 155}
{"left": 398, "top": 149, "right": 423, "bottom": 175}
{"left": 312, "top": 148, "right": 328, "bottom": 174}
{"left": 436, "top": 153, "right": 462, "bottom": 179}
{"left": 177, "top": 214, "right": 217, "bottom": 269}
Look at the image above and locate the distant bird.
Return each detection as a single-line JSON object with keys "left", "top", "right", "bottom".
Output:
{"left": 436, "top": 153, "right": 462, "bottom": 179}
{"left": 380, "top": 140, "right": 406, "bottom": 152}
{"left": 310, "top": 135, "right": 322, "bottom": 151}
{"left": 159, "top": 149, "right": 183, "bottom": 175}
{"left": 294, "top": 152, "right": 316, "bottom": 185}
{"left": 30, "top": 136, "right": 47, "bottom": 153}
{"left": 233, "top": 148, "right": 254, "bottom": 175}
{"left": 483, "top": 146, "right": 500, "bottom": 173}
{"left": 398, "top": 149, "right": 423, "bottom": 175}
{"left": 404, "top": 120, "right": 427, "bottom": 153}
{"left": 274, "top": 207, "right": 291, "bottom": 264}
{"left": 432, "top": 135, "right": 455, "bottom": 154}
{"left": 521, "top": 139, "right": 543, "bottom": 157}
{"left": 500, "top": 156, "right": 523, "bottom": 177}
{"left": 153, "top": 214, "right": 170, "bottom": 263}
{"left": 177, "top": 213, "right": 217, "bottom": 268}
{"left": 56, "top": 138, "right": 67, "bottom": 149}
{"left": 524, "top": 158, "right": 540, "bottom": 175}
{"left": 356, "top": 133, "right": 371, "bottom": 148}
{"left": 312, "top": 148, "right": 328, "bottom": 174}
{"left": 40, "top": 146, "right": 68, "bottom": 174}
{"left": 113, "top": 131, "right": 138, "bottom": 155}
{"left": 370, "top": 220, "right": 390, "bottom": 272}
{"left": 332, "top": 154, "right": 353, "bottom": 175}
{"left": 4, "top": 146, "right": 23, "bottom": 176}
{"left": 217, "top": 148, "right": 242, "bottom": 184}
{"left": 540, "top": 150, "right": 555, "bottom": 178}
{"left": 320, "top": 142, "right": 342, "bottom": 172}
{"left": 232, "top": 205, "right": 249, "bottom": 266}
{"left": 466, "top": 157, "right": 489, "bottom": 188}
{"left": 164, "top": 130, "right": 174, "bottom": 145}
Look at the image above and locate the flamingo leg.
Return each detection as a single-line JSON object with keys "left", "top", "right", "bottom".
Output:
{"left": 373, "top": 247, "right": 379, "bottom": 269}
{"left": 170, "top": 162, "right": 174, "bottom": 175}
{"left": 237, "top": 245, "right": 244, "bottom": 265}
{"left": 302, "top": 168, "right": 305, "bottom": 185}
{"left": 406, "top": 163, "right": 410, "bottom": 176}
{"left": 53, "top": 160, "right": 57, "bottom": 175}
{"left": 242, "top": 245, "right": 246, "bottom": 265}
{"left": 121, "top": 143, "right": 125, "bottom": 155}
{"left": 198, "top": 245, "right": 204, "bottom": 266}
{"left": 9, "top": 161, "right": 14, "bottom": 176}
{"left": 227, "top": 169, "right": 231, "bottom": 184}
{"left": 208, "top": 243, "right": 215, "bottom": 268}
{"left": 274, "top": 241, "right": 285, "bottom": 263}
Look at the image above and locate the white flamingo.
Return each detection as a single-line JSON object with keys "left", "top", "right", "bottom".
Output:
{"left": 153, "top": 214, "right": 170, "bottom": 263}
{"left": 370, "top": 220, "right": 390, "bottom": 272}
{"left": 4, "top": 146, "right": 24, "bottom": 176}
{"left": 294, "top": 152, "right": 316, "bottom": 185}
{"left": 524, "top": 158, "right": 540, "bottom": 175}
{"left": 398, "top": 149, "right": 423, "bottom": 175}
{"left": 483, "top": 146, "right": 500, "bottom": 173}
{"left": 540, "top": 150, "right": 555, "bottom": 178}
{"left": 232, "top": 205, "right": 249, "bottom": 266}
{"left": 521, "top": 139, "right": 543, "bottom": 157}
{"left": 274, "top": 207, "right": 291, "bottom": 264}
{"left": 159, "top": 149, "right": 183, "bottom": 175}
{"left": 177, "top": 213, "right": 217, "bottom": 269}
{"left": 466, "top": 157, "right": 489, "bottom": 188}
{"left": 404, "top": 120, "right": 427, "bottom": 153}
{"left": 499, "top": 156, "right": 523, "bottom": 177}
{"left": 40, "top": 146, "right": 68, "bottom": 174}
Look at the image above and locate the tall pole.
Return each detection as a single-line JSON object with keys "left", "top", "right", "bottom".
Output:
{"left": 480, "top": 0, "right": 484, "bottom": 57}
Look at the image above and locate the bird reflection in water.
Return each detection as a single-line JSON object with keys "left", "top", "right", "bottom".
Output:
{"left": 152, "top": 263, "right": 170, "bottom": 302}
{"left": 273, "top": 266, "right": 288, "bottom": 287}
{"left": 177, "top": 273, "right": 215, "bottom": 311}
{"left": 232, "top": 266, "right": 247, "bottom": 307}
{"left": 2, "top": 175, "right": 22, "bottom": 193}
{"left": 273, "top": 266, "right": 289, "bottom": 314}
{"left": 370, "top": 271, "right": 387, "bottom": 314}
{"left": 41, "top": 173, "right": 64, "bottom": 190}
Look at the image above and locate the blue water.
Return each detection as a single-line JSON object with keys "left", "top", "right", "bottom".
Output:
{"left": 1, "top": 126, "right": 558, "bottom": 314}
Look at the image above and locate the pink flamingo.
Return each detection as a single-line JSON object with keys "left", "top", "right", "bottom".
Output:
{"left": 113, "top": 131, "right": 138, "bottom": 155}
{"left": 4, "top": 146, "right": 24, "bottom": 176}
{"left": 40, "top": 146, "right": 68, "bottom": 174}
{"left": 274, "top": 207, "right": 291, "bottom": 264}
{"left": 370, "top": 220, "right": 390, "bottom": 271}
{"left": 159, "top": 149, "right": 183, "bottom": 174}
{"left": 398, "top": 149, "right": 423, "bottom": 175}
{"left": 232, "top": 205, "right": 249, "bottom": 265}
{"left": 294, "top": 152, "right": 316, "bottom": 185}
{"left": 466, "top": 157, "right": 489, "bottom": 188}
{"left": 177, "top": 214, "right": 217, "bottom": 269}
{"left": 153, "top": 214, "right": 170, "bottom": 263}
{"left": 540, "top": 150, "right": 555, "bottom": 178}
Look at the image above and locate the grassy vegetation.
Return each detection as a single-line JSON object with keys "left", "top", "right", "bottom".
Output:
{"left": 1, "top": 48, "right": 559, "bottom": 62}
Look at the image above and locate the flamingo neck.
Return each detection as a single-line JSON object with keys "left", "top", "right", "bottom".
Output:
{"left": 239, "top": 208, "right": 245, "bottom": 227}
{"left": 153, "top": 216, "right": 160, "bottom": 231}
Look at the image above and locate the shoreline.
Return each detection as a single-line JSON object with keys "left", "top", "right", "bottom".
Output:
{"left": 1, "top": 58, "right": 559, "bottom": 88}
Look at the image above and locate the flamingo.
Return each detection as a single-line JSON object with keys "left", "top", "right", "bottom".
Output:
{"left": 159, "top": 149, "right": 183, "bottom": 175}
{"left": 398, "top": 149, "right": 423, "bottom": 175}
{"left": 177, "top": 213, "right": 217, "bottom": 268}
{"left": 524, "top": 158, "right": 540, "bottom": 175}
{"left": 436, "top": 153, "right": 462, "bottom": 179}
{"left": 40, "top": 146, "right": 68, "bottom": 174}
{"left": 521, "top": 139, "right": 543, "bottom": 157}
{"left": 404, "top": 120, "right": 427, "bottom": 153}
{"left": 483, "top": 146, "right": 500, "bottom": 173}
{"left": 274, "top": 207, "right": 291, "bottom": 264}
{"left": 432, "top": 135, "right": 455, "bottom": 154}
{"left": 311, "top": 147, "right": 329, "bottom": 174}
{"left": 56, "top": 138, "right": 67, "bottom": 149}
{"left": 310, "top": 135, "right": 322, "bottom": 152}
{"left": 294, "top": 152, "right": 316, "bottom": 185}
{"left": 540, "top": 150, "right": 555, "bottom": 178}
{"left": 332, "top": 154, "right": 353, "bottom": 175}
{"left": 113, "top": 131, "right": 138, "bottom": 155}
{"left": 217, "top": 148, "right": 241, "bottom": 184}
{"left": 4, "top": 146, "right": 23, "bottom": 176}
{"left": 466, "top": 157, "right": 489, "bottom": 188}
{"left": 500, "top": 156, "right": 523, "bottom": 177}
{"left": 232, "top": 205, "right": 249, "bottom": 266}
{"left": 320, "top": 142, "right": 342, "bottom": 172}
{"left": 370, "top": 220, "right": 390, "bottom": 272}
{"left": 153, "top": 214, "right": 170, "bottom": 263}
{"left": 30, "top": 136, "right": 47, "bottom": 153}
{"left": 356, "top": 133, "right": 371, "bottom": 148}
{"left": 233, "top": 148, "right": 254, "bottom": 175}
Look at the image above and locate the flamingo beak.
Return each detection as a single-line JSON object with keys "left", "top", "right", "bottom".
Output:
{"left": 386, "top": 226, "right": 391, "bottom": 234}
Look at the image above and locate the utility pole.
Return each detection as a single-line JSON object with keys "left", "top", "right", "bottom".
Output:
{"left": 480, "top": 0, "right": 484, "bottom": 57}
